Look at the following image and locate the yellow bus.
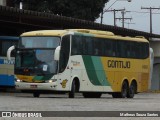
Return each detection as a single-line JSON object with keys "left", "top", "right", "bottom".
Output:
{"left": 7, "top": 29, "right": 150, "bottom": 98}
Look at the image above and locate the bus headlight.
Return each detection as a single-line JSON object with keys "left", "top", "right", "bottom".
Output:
{"left": 45, "top": 79, "right": 57, "bottom": 83}
{"left": 16, "top": 79, "right": 22, "bottom": 82}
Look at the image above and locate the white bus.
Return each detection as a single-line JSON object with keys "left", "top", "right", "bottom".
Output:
{"left": 7, "top": 29, "right": 150, "bottom": 98}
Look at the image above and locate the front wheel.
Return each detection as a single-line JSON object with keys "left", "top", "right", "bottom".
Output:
{"left": 69, "top": 80, "right": 75, "bottom": 98}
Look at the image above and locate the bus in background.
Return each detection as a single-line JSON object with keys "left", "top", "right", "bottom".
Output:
{"left": 7, "top": 29, "right": 150, "bottom": 98}
{"left": 0, "top": 36, "right": 18, "bottom": 89}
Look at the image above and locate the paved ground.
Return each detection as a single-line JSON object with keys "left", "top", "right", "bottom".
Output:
{"left": 0, "top": 92, "right": 160, "bottom": 120}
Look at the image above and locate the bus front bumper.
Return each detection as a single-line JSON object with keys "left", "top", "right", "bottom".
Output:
{"left": 15, "top": 82, "right": 57, "bottom": 91}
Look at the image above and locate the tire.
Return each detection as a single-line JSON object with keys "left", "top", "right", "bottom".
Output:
{"left": 83, "top": 92, "right": 102, "bottom": 98}
{"left": 33, "top": 92, "right": 40, "bottom": 98}
{"left": 127, "top": 82, "right": 135, "bottom": 98}
{"left": 112, "top": 81, "right": 128, "bottom": 98}
{"left": 120, "top": 81, "right": 128, "bottom": 98}
{"left": 69, "top": 80, "right": 76, "bottom": 98}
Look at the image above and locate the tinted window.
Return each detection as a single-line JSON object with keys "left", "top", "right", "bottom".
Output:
{"left": 71, "top": 35, "right": 149, "bottom": 59}
{"left": 72, "top": 35, "right": 83, "bottom": 55}
{"left": 93, "top": 38, "right": 103, "bottom": 56}
{"left": 59, "top": 35, "right": 70, "bottom": 73}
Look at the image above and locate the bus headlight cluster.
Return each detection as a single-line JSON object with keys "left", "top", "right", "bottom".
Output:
{"left": 45, "top": 79, "right": 57, "bottom": 83}
{"left": 16, "top": 79, "right": 22, "bottom": 82}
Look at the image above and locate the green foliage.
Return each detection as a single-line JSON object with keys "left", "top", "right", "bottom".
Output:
{"left": 14, "top": 0, "right": 108, "bottom": 21}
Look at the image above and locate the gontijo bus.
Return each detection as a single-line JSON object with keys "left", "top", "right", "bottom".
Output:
{"left": 7, "top": 29, "right": 150, "bottom": 98}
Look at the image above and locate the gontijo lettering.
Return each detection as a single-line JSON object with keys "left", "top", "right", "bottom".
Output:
{"left": 108, "top": 60, "right": 130, "bottom": 68}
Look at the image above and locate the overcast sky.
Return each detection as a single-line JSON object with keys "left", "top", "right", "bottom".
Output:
{"left": 96, "top": 0, "right": 160, "bottom": 34}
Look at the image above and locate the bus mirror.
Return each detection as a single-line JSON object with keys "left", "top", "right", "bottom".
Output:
{"left": 54, "top": 46, "right": 61, "bottom": 61}
{"left": 7, "top": 45, "right": 15, "bottom": 60}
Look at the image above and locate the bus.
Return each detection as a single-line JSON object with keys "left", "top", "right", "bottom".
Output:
{"left": 7, "top": 29, "right": 150, "bottom": 98}
{"left": 0, "top": 36, "right": 18, "bottom": 89}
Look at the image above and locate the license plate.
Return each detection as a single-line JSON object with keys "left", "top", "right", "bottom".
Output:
{"left": 30, "top": 85, "right": 37, "bottom": 88}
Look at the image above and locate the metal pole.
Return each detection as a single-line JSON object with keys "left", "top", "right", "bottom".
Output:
{"left": 141, "top": 7, "right": 160, "bottom": 34}
{"left": 100, "top": 0, "right": 131, "bottom": 24}
{"left": 113, "top": 9, "right": 116, "bottom": 26}
{"left": 150, "top": 7, "right": 152, "bottom": 34}
{"left": 100, "top": 10, "right": 103, "bottom": 24}
{"left": 122, "top": 10, "right": 125, "bottom": 28}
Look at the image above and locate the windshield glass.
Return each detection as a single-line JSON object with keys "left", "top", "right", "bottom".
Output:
{"left": 19, "top": 37, "right": 60, "bottom": 48}
{"left": 16, "top": 49, "right": 57, "bottom": 75}
{"left": 35, "top": 50, "right": 57, "bottom": 74}
{"left": 16, "top": 50, "right": 35, "bottom": 68}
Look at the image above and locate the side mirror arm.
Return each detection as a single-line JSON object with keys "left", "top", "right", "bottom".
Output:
{"left": 54, "top": 46, "right": 61, "bottom": 61}
{"left": 7, "top": 46, "right": 15, "bottom": 60}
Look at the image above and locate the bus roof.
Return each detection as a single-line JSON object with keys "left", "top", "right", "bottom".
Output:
{"left": 21, "top": 29, "right": 148, "bottom": 43}
{"left": 21, "top": 30, "right": 69, "bottom": 37}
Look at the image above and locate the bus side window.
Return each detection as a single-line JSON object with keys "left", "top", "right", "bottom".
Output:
{"left": 126, "top": 42, "right": 131, "bottom": 58}
{"left": 135, "top": 42, "right": 141, "bottom": 58}
{"left": 59, "top": 35, "right": 70, "bottom": 73}
{"left": 141, "top": 43, "right": 149, "bottom": 58}
{"left": 130, "top": 42, "right": 136, "bottom": 58}
{"left": 104, "top": 40, "right": 111, "bottom": 56}
{"left": 93, "top": 38, "right": 103, "bottom": 56}
{"left": 104, "top": 39, "right": 115, "bottom": 57}
{"left": 112, "top": 40, "right": 116, "bottom": 57}
{"left": 83, "top": 36, "right": 93, "bottom": 55}
{"left": 72, "top": 35, "right": 83, "bottom": 55}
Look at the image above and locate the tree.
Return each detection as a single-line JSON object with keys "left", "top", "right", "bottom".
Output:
{"left": 13, "top": 0, "right": 108, "bottom": 21}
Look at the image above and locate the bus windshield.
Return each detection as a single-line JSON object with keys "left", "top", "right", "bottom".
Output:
{"left": 15, "top": 49, "right": 58, "bottom": 75}
{"left": 19, "top": 37, "right": 60, "bottom": 48}
{"left": 15, "top": 36, "right": 60, "bottom": 75}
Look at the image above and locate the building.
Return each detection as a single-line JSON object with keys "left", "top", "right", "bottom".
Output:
{"left": 150, "top": 38, "right": 160, "bottom": 90}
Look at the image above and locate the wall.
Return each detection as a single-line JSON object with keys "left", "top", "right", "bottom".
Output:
{"left": 150, "top": 39, "right": 160, "bottom": 90}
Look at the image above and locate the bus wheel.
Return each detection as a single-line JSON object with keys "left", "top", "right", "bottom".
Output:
{"left": 127, "top": 82, "right": 135, "bottom": 98}
{"left": 83, "top": 92, "right": 102, "bottom": 98}
{"left": 33, "top": 92, "right": 40, "bottom": 98}
{"left": 69, "top": 80, "right": 75, "bottom": 98}
{"left": 120, "top": 81, "right": 128, "bottom": 98}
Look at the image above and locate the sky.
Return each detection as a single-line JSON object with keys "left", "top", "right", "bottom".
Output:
{"left": 96, "top": 0, "right": 160, "bottom": 34}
